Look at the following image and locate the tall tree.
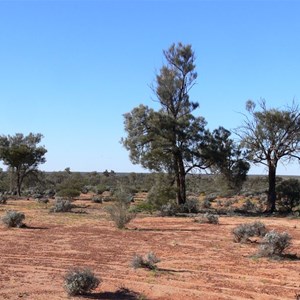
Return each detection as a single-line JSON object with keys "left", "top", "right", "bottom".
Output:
{"left": 0, "top": 133, "right": 47, "bottom": 196}
{"left": 201, "top": 127, "right": 250, "bottom": 192}
{"left": 236, "top": 100, "right": 300, "bottom": 212}
{"left": 122, "top": 43, "right": 207, "bottom": 204}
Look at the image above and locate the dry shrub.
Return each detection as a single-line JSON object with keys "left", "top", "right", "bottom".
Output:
{"left": 64, "top": 268, "right": 100, "bottom": 296}
{"left": 232, "top": 221, "right": 267, "bottom": 243}
{"left": 2, "top": 210, "right": 25, "bottom": 228}
{"left": 131, "top": 252, "right": 161, "bottom": 270}
{"left": 258, "top": 230, "right": 292, "bottom": 257}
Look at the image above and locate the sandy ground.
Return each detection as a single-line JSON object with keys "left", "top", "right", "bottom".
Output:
{"left": 0, "top": 198, "right": 299, "bottom": 300}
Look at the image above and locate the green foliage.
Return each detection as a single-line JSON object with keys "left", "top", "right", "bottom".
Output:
{"left": 56, "top": 188, "right": 80, "bottom": 199}
{"left": 122, "top": 43, "right": 207, "bottom": 205}
{"left": 201, "top": 126, "right": 250, "bottom": 191}
{"left": 106, "top": 187, "right": 135, "bottom": 229}
{"left": 258, "top": 230, "right": 292, "bottom": 257}
{"left": 232, "top": 221, "right": 267, "bottom": 243}
{"left": 146, "top": 174, "right": 176, "bottom": 209}
{"left": 64, "top": 268, "right": 100, "bottom": 296}
{"left": 130, "top": 201, "right": 156, "bottom": 214}
{"left": 131, "top": 252, "right": 161, "bottom": 270}
{"left": 276, "top": 178, "right": 300, "bottom": 212}
{"left": 2, "top": 210, "right": 25, "bottom": 228}
{"left": 0, "top": 133, "right": 47, "bottom": 196}
{"left": 236, "top": 100, "right": 300, "bottom": 212}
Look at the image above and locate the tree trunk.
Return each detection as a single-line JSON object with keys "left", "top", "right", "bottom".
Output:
{"left": 174, "top": 153, "right": 186, "bottom": 205}
{"left": 267, "top": 164, "right": 277, "bottom": 213}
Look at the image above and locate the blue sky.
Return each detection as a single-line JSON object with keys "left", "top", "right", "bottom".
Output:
{"left": 0, "top": 0, "right": 299, "bottom": 175}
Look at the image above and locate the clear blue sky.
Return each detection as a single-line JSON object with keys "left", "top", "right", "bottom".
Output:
{"left": 0, "top": 0, "right": 299, "bottom": 175}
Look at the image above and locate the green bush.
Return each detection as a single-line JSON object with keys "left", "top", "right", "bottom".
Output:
{"left": 56, "top": 188, "right": 80, "bottom": 199}
{"left": 130, "top": 201, "right": 156, "bottom": 214}
{"left": 276, "top": 179, "right": 300, "bottom": 212}
{"left": 107, "top": 202, "right": 135, "bottom": 229}
{"left": 258, "top": 230, "right": 292, "bottom": 257}
{"left": 2, "top": 210, "right": 25, "bottom": 228}
{"left": 64, "top": 268, "right": 100, "bottom": 296}
{"left": 147, "top": 175, "right": 176, "bottom": 209}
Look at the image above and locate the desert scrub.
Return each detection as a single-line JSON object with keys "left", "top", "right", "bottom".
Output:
{"left": 2, "top": 210, "right": 25, "bottom": 228}
{"left": 91, "top": 195, "right": 103, "bottom": 203}
{"left": 195, "top": 213, "right": 219, "bottom": 224}
{"left": 131, "top": 252, "right": 161, "bottom": 270}
{"left": 50, "top": 199, "right": 73, "bottom": 213}
{"left": 107, "top": 201, "right": 135, "bottom": 229}
{"left": 233, "top": 221, "right": 267, "bottom": 243}
{"left": 0, "top": 194, "right": 7, "bottom": 204}
{"left": 258, "top": 230, "right": 292, "bottom": 257}
{"left": 64, "top": 268, "right": 100, "bottom": 296}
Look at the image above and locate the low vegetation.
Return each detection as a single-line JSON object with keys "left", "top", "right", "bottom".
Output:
{"left": 258, "top": 230, "right": 292, "bottom": 258}
{"left": 50, "top": 199, "right": 73, "bottom": 213}
{"left": 64, "top": 267, "right": 100, "bottom": 296}
{"left": 2, "top": 210, "right": 25, "bottom": 228}
{"left": 131, "top": 252, "right": 161, "bottom": 270}
{"left": 232, "top": 221, "right": 267, "bottom": 243}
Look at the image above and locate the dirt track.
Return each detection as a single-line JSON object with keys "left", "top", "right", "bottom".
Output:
{"left": 0, "top": 199, "right": 299, "bottom": 300}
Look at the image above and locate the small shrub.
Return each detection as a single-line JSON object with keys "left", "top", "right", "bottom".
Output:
{"left": 57, "top": 188, "right": 80, "bottom": 200}
{"left": 233, "top": 221, "right": 267, "bottom": 243}
{"left": 199, "top": 198, "right": 211, "bottom": 209}
{"left": 130, "top": 201, "right": 156, "bottom": 214}
{"left": 64, "top": 268, "right": 100, "bottom": 296}
{"left": 277, "top": 179, "right": 300, "bottom": 212}
{"left": 195, "top": 213, "right": 219, "bottom": 224}
{"left": 258, "top": 230, "right": 292, "bottom": 257}
{"left": 181, "top": 198, "right": 199, "bottom": 213}
{"left": 50, "top": 199, "right": 73, "bottom": 213}
{"left": 2, "top": 210, "right": 25, "bottom": 228}
{"left": 131, "top": 252, "right": 160, "bottom": 270}
{"left": 107, "top": 201, "right": 135, "bottom": 229}
{"left": 36, "top": 197, "right": 49, "bottom": 204}
{"left": 91, "top": 196, "right": 103, "bottom": 203}
{"left": 160, "top": 201, "right": 179, "bottom": 216}
{"left": 0, "top": 194, "right": 7, "bottom": 204}
{"left": 241, "top": 199, "right": 256, "bottom": 212}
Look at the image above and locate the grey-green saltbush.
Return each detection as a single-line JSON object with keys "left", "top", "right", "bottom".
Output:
{"left": 258, "top": 230, "right": 292, "bottom": 257}
{"left": 50, "top": 199, "right": 73, "bottom": 213}
{"left": 195, "top": 213, "right": 219, "bottom": 224}
{"left": 2, "top": 210, "right": 25, "bottom": 228}
{"left": 107, "top": 201, "right": 135, "bottom": 229}
{"left": 131, "top": 252, "right": 161, "bottom": 270}
{"left": 64, "top": 268, "right": 100, "bottom": 296}
{"left": 233, "top": 221, "right": 267, "bottom": 243}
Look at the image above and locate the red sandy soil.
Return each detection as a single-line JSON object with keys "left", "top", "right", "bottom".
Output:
{"left": 0, "top": 198, "right": 299, "bottom": 300}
